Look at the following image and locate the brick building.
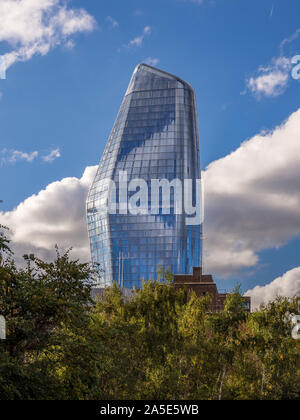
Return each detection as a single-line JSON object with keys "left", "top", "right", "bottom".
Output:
{"left": 174, "top": 267, "right": 251, "bottom": 313}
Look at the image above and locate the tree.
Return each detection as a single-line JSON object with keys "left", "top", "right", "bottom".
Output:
{"left": 0, "top": 225, "right": 299, "bottom": 400}
{"left": 0, "top": 226, "right": 95, "bottom": 399}
{"left": 247, "top": 297, "right": 300, "bottom": 400}
{"left": 206, "top": 286, "right": 250, "bottom": 400}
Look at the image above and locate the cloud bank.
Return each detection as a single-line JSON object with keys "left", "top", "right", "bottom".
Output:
{"left": 246, "top": 267, "right": 300, "bottom": 309}
{"left": 204, "top": 108, "right": 300, "bottom": 276}
{"left": 0, "top": 0, "right": 96, "bottom": 72}
{"left": 0, "top": 165, "right": 97, "bottom": 264}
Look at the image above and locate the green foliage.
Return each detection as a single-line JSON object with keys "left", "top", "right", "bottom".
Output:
{"left": 0, "top": 226, "right": 299, "bottom": 400}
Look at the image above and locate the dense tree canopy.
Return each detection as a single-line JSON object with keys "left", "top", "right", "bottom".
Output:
{"left": 0, "top": 226, "right": 299, "bottom": 400}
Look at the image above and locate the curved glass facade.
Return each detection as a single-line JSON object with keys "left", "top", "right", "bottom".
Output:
{"left": 87, "top": 64, "right": 202, "bottom": 288}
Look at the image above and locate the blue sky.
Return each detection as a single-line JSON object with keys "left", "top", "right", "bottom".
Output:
{"left": 1, "top": 0, "right": 300, "bottom": 306}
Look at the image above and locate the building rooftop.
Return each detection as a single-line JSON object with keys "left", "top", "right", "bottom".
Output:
{"left": 174, "top": 267, "right": 251, "bottom": 313}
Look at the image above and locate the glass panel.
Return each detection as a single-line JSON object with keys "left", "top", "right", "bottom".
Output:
{"left": 87, "top": 64, "right": 202, "bottom": 288}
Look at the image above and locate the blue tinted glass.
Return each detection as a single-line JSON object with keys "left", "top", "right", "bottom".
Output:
{"left": 87, "top": 64, "right": 202, "bottom": 288}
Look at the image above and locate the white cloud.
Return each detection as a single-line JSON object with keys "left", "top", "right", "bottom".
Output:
{"left": 1, "top": 148, "right": 38, "bottom": 164}
{"left": 245, "top": 26, "right": 300, "bottom": 99}
{"left": 106, "top": 16, "right": 119, "bottom": 29}
{"left": 144, "top": 57, "right": 160, "bottom": 67}
{"left": 246, "top": 56, "right": 292, "bottom": 98}
{"left": 0, "top": 0, "right": 96, "bottom": 72}
{"left": 0, "top": 165, "right": 97, "bottom": 264}
{"left": 127, "top": 26, "right": 151, "bottom": 48}
{"left": 42, "top": 148, "right": 61, "bottom": 163}
{"left": 245, "top": 266, "right": 300, "bottom": 309}
{"left": 204, "top": 108, "right": 300, "bottom": 276}
{"left": 1, "top": 147, "right": 61, "bottom": 164}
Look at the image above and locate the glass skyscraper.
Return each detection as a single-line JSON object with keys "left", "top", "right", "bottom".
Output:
{"left": 87, "top": 64, "right": 202, "bottom": 288}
